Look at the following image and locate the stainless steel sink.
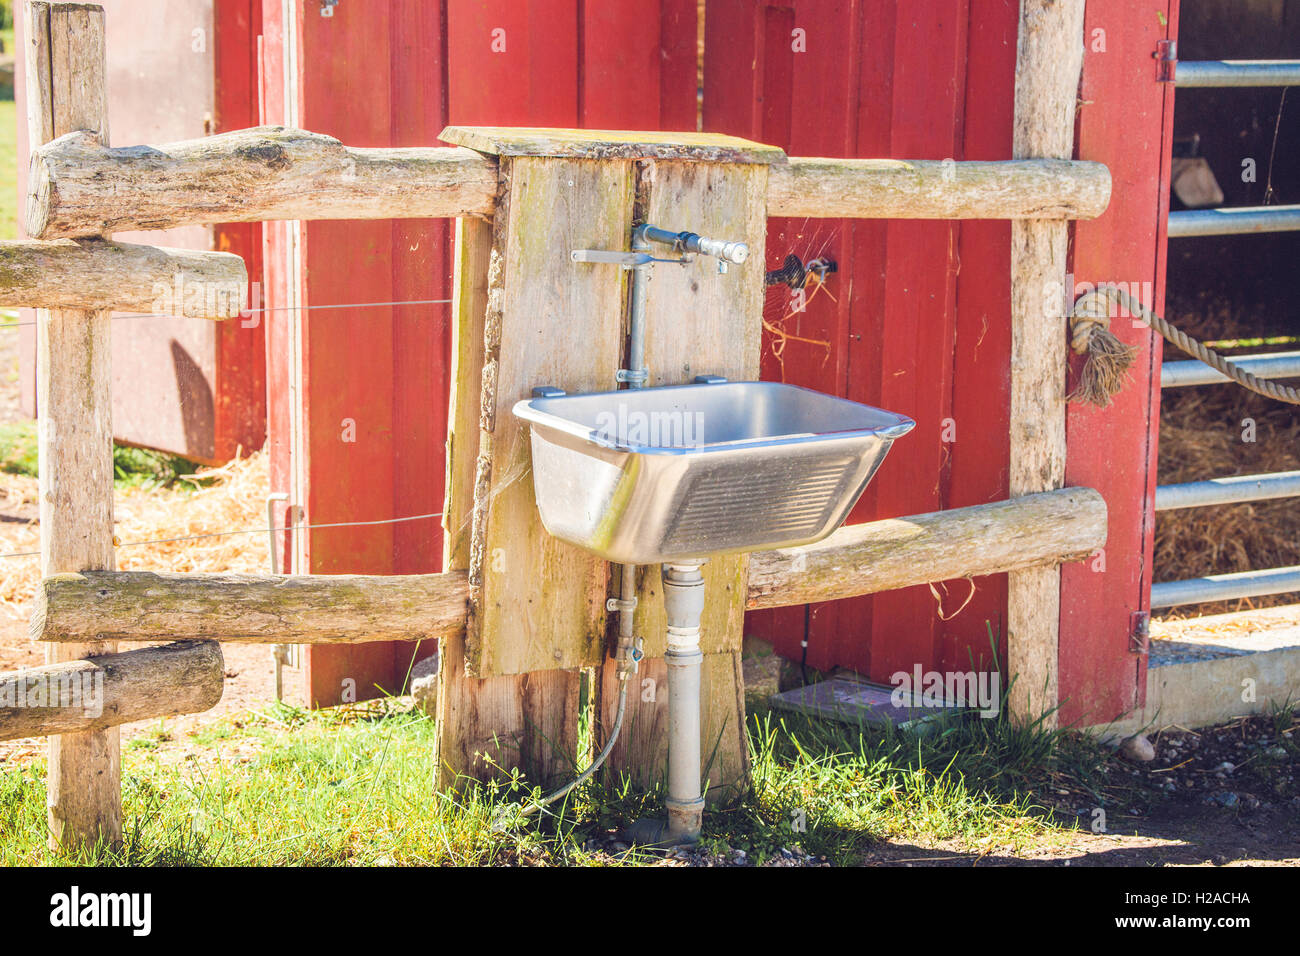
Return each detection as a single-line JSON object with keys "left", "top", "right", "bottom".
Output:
{"left": 512, "top": 380, "right": 914, "bottom": 564}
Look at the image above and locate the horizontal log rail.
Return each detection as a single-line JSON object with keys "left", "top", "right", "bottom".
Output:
{"left": 746, "top": 486, "right": 1106, "bottom": 609}
{"left": 0, "top": 239, "right": 246, "bottom": 317}
{"left": 34, "top": 488, "right": 1106, "bottom": 646}
{"left": 26, "top": 127, "right": 1112, "bottom": 239}
{"left": 33, "top": 570, "right": 472, "bottom": 645}
{"left": 27, "top": 127, "right": 501, "bottom": 238}
{"left": 767, "top": 157, "right": 1111, "bottom": 220}
{"left": 0, "top": 641, "right": 223, "bottom": 742}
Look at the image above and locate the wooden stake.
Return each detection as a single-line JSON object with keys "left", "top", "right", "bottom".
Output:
{"left": 26, "top": 0, "right": 120, "bottom": 851}
{"left": 1007, "top": 0, "right": 1087, "bottom": 727}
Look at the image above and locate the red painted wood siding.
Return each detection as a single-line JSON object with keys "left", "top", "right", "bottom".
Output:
{"left": 265, "top": 0, "right": 700, "bottom": 705}
{"left": 257, "top": 0, "right": 1166, "bottom": 716}
{"left": 708, "top": 0, "right": 1164, "bottom": 721}
{"left": 1059, "top": 0, "right": 1177, "bottom": 724}
{"left": 707, "top": 0, "right": 1013, "bottom": 684}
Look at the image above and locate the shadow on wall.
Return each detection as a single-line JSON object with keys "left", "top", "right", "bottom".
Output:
{"left": 171, "top": 339, "right": 215, "bottom": 461}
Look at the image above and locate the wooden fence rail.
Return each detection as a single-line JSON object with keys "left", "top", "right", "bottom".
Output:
{"left": 32, "top": 488, "right": 1106, "bottom": 650}
{"left": 0, "top": 239, "right": 246, "bottom": 317}
{"left": 0, "top": 641, "right": 224, "bottom": 742}
{"left": 26, "top": 126, "right": 1111, "bottom": 240}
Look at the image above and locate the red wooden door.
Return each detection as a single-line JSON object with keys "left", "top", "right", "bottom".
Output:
{"left": 263, "top": 0, "right": 699, "bottom": 705}
{"left": 707, "top": 0, "right": 1013, "bottom": 684}
{"left": 1059, "top": 0, "right": 1177, "bottom": 725}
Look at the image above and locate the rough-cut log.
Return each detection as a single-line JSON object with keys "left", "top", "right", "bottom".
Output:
{"left": 767, "top": 157, "right": 1110, "bottom": 220}
{"left": 34, "top": 570, "right": 470, "bottom": 645}
{"left": 28, "top": 0, "right": 120, "bottom": 853}
{"left": 25, "top": 123, "right": 1114, "bottom": 239}
{"left": 1007, "top": 0, "right": 1087, "bottom": 728}
{"left": 26, "top": 126, "right": 500, "bottom": 239}
{"left": 0, "top": 239, "right": 246, "bottom": 317}
{"left": 33, "top": 491, "right": 1103, "bottom": 645}
{"left": 0, "top": 641, "right": 224, "bottom": 742}
{"left": 746, "top": 487, "right": 1106, "bottom": 610}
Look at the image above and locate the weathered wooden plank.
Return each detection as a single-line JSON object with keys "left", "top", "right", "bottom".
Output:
{"left": 1007, "top": 0, "right": 1087, "bottom": 726}
{"left": 596, "top": 159, "right": 768, "bottom": 795}
{"left": 436, "top": 204, "right": 579, "bottom": 789}
{"left": 33, "top": 570, "right": 470, "bottom": 645}
{"left": 468, "top": 156, "right": 633, "bottom": 676}
{"left": 442, "top": 217, "right": 493, "bottom": 569}
{"left": 769, "top": 157, "right": 1110, "bottom": 220}
{"left": 28, "top": 0, "right": 121, "bottom": 852}
{"left": 747, "top": 487, "right": 1107, "bottom": 610}
{"left": 441, "top": 125, "right": 786, "bottom": 164}
{"left": 26, "top": 127, "right": 498, "bottom": 238}
{"left": 0, "top": 238, "right": 246, "bottom": 316}
{"left": 0, "top": 641, "right": 224, "bottom": 742}
{"left": 30, "top": 489, "right": 1106, "bottom": 646}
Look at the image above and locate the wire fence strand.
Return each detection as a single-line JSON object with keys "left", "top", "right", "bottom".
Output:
{"left": 0, "top": 510, "right": 445, "bottom": 561}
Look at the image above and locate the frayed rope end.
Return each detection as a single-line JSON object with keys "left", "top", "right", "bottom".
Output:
{"left": 1067, "top": 289, "right": 1140, "bottom": 408}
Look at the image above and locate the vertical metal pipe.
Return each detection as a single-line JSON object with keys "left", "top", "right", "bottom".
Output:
{"left": 662, "top": 560, "right": 706, "bottom": 842}
{"left": 615, "top": 229, "right": 652, "bottom": 674}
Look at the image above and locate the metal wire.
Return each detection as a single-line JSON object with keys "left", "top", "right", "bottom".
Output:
{"left": 0, "top": 297, "right": 454, "bottom": 329}
{"left": 0, "top": 510, "right": 444, "bottom": 561}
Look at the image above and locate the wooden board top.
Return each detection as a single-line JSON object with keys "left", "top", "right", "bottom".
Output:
{"left": 440, "top": 125, "right": 787, "bottom": 164}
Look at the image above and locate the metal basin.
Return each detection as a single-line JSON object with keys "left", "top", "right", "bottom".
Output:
{"left": 512, "top": 381, "right": 914, "bottom": 565}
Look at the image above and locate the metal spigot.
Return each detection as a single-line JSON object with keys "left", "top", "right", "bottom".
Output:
{"left": 634, "top": 224, "right": 749, "bottom": 265}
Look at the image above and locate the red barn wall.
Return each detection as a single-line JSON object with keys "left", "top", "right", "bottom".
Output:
{"left": 254, "top": 0, "right": 1167, "bottom": 717}
{"left": 706, "top": 0, "right": 1169, "bottom": 724}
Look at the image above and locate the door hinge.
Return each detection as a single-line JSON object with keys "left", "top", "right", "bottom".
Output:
{"left": 1154, "top": 39, "right": 1177, "bottom": 83}
{"left": 1130, "top": 610, "right": 1151, "bottom": 654}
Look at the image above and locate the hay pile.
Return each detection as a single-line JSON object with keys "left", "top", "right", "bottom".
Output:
{"left": 0, "top": 450, "right": 269, "bottom": 619}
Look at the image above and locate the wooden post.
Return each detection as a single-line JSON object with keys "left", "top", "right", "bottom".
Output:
{"left": 435, "top": 127, "right": 783, "bottom": 792}
{"left": 25, "top": 0, "right": 119, "bottom": 850}
{"left": 1007, "top": 0, "right": 1087, "bottom": 726}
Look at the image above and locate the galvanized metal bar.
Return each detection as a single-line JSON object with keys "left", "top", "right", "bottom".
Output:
{"left": 1168, "top": 205, "right": 1300, "bottom": 237}
{"left": 1155, "top": 471, "right": 1300, "bottom": 511}
{"left": 1176, "top": 60, "right": 1300, "bottom": 88}
{"left": 1162, "top": 350, "right": 1300, "bottom": 388}
{"left": 1151, "top": 566, "right": 1300, "bottom": 609}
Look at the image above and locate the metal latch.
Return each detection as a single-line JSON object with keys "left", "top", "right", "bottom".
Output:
{"left": 1130, "top": 610, "right": 1150, "bottom": 654}
{"left": 571, "top": 250, "right": 688, "bottom": 269}
{"left": 1154, "top": 39, "right": 1177, "bottom": 83}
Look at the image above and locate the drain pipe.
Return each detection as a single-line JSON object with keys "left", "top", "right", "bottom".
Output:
{"left": 661, "top": 560, "right": 707, "bottom": 840}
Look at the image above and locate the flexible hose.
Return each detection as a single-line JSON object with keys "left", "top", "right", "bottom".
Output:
{"left": 517, "top": 676, "right": 628, "bottom": 818}
{"left": 1094, "top": 283, "right": 1300, "bottom": 405}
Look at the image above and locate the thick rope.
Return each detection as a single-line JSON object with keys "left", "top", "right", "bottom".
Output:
{"left": 1070, "top": 284, "right": 1300, "bottom": 407}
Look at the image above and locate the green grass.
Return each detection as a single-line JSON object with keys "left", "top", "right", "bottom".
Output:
{"left": 0, "top": 98, "right": 16, "bottom": 241}
{"left": 0, "top": 687, "right": 1116, "bottom": 866}
{"left": 0, "top": 417, "right": 209, "bottom": 489}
